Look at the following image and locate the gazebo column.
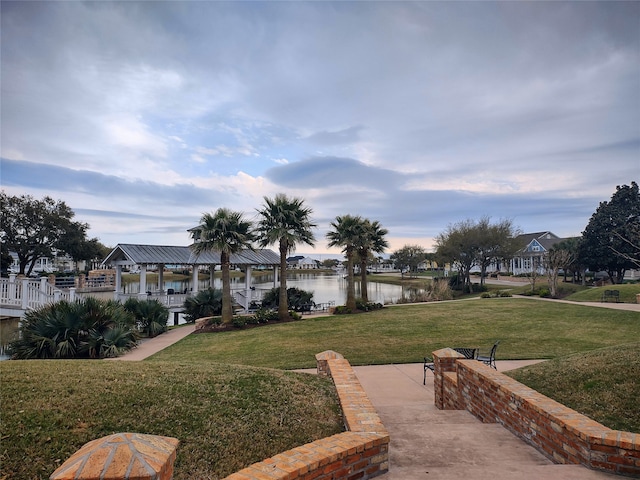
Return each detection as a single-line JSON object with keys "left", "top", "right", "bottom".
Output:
{"left": 244, "top": 266, "right": 252, "bottom": 310}
{"left": 158, "top": 264, "right": 164, "bottom": 293}
{"left": 192, "top": 266, "right": 199, "bottom": 295}
{"left": 115, "top": 265, "right": 122, "bottom": 300}
{"left": 138, "top": 265, "right": 147, "bottom": 298}
{"left": 209, "top": 265, "right": 215, "bottom": 288}
{"left": 273, "top": 266, "right": 278, "bottom": 288}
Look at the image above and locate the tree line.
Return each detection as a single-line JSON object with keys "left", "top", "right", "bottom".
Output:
{"left": 0, "top": 191, "right": 110, "bottom": 276}
{"left": 390, "top": 182, "right": 639, "bottom": 294}
{"left": 2, "top": 182, "right": 638, "bottom": 324}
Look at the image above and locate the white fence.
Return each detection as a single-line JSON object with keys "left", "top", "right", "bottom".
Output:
{"left": 0, "top": 275, "right": 74, "bottom": 311}
{"left": 1, "top": 275, "right": 272, "bottom": 314}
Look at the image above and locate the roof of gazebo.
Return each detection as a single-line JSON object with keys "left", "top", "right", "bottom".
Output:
{"left": 102, "top": 243, "right": 280, "bottom": 267}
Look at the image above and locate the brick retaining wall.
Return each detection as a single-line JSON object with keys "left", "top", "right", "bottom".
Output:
{"left": 432, "top": 348, "right": 640, "bottom": 477}
{"left": 223, "top": 351, "right": 389, "bottom": 480}
{"left": 50, "top": 352, "right": 389, "bottom": 480}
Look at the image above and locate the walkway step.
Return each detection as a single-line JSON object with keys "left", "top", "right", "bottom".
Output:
{"left": 352, "top": 363, "right": 618, "bottom": 480}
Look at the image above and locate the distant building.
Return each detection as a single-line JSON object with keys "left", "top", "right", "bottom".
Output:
{"left": 8, "top": 252, "right": 57, "bottom": 275}
{"left": 286, "top": 256, "right": 319, "bottom": 269}
{"left": 510, "top": 231, "right": 567, "bottom": 275}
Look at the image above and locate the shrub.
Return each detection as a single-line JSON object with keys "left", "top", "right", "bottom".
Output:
{"left": 539, "top": 288, "right": 551, "bottom": 298}
{"left": 333, "top": 305, "right": 352, "bottom": 315}
{"left": 9, "top": 298, "right": 137, "bottom": 359}
{"left": 252, "top": 308, "right": 279, "bottom": 324}
{"left": 183, "top": 288, "right": 223, "bottom": 322}
{"left": 355, "top": 299, "right": 384, "bottom": 311}
{"left": 123, "top": 298, "right": 168, "bottom": 337}
{"left": 206, "top": 316, "right": 222, "bottom": 327}
{"left": 429, "top": 279, "right": 454, "bottom": 301}
{"left": 396, "top": 291, "right": 431, "bottom": 303}
{"left": 232, "top": 316, "right": 246, "bottom": 328}
{"left": 481, "top": 290, "right": 513, "bottom": 299}
{"left": 261, "top": 287, "right": 315, "bottom": 312}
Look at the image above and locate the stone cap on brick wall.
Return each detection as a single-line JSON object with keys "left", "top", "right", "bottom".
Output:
{"left": 315, "top": 350, "right": 344, "bottom": 361}
{"left": 50, "top": 432, "right": 179, "bottom": 480}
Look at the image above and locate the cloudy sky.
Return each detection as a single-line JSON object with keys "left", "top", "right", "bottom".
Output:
{"left": 2, "top": 1, "right": 638, "bottom": 256}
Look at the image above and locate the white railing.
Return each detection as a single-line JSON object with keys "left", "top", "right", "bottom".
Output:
{"left": 115, "top": 292, "right": 189, "bottom": 308}
{"left": 234, "top": 287, "right": 271, "bottom": 310}
{"left": 1, "top": 276, "right": 271, "bottom": 313}
{"left": 1, "top": 275, "right": 74, "bottom": 311}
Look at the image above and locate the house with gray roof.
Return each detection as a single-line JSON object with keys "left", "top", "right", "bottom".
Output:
{"left": 510, "top": 231, "right": 567, "bottom": 275}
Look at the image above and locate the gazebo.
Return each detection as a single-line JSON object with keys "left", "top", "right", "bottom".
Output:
{"left": 101, "top": 244, "right": 280, "bottom": 311}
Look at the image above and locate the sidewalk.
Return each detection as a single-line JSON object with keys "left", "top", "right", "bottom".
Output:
{"left": 106, "top": 324, "right": 196, "bottom": 361}
{"left": 354, "top": 362, "right": 618, "bottom": 479}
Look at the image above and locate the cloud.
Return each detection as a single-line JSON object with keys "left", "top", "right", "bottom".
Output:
{"left": 304, "top": 126, "right": 365, "bottom": 146}
{"left": 265, "top": 156, "right": 404, "bottom": 190}
{"left": 1, "top": 1, "right": 637, "bottom": 253}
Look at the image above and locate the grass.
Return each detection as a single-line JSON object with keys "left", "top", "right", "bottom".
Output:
{"left": 148, "top": 298, "right": 640, "bottom": 368}
{"left": 0, "top": 361, "right": 342, "bottom": 480}
{"left": 564, "top": 283, "right": 640, "bottom": 303}
{"left": 3, "top": 297, "right": 639, "bottom": 479}
{"left": 508, "top": 342, "right": 640, "bottom": 432}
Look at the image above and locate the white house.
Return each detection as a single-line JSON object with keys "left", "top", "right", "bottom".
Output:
{"left": 286, "top": 256, "right": 319, "bottom": 269}
{"left": 510, "top": 232, "right": 567, "bottom": 275}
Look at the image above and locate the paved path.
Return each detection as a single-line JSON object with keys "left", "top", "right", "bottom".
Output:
{"left": 106, "top": 323, "right": 196, "bottom": 361}
{"left": 353, "top": 362, "right": 617, "bottom": 480}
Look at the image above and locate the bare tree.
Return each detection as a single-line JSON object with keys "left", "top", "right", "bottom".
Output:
{"left": 544, "top": 248, "right": 573, "bottom": 298}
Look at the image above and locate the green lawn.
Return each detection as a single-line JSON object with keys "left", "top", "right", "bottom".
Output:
{"left": 564, "top": 283, "right": 640, "bottom": 303}
{"left": 508, "top": 342, "right": 640, "bottom": 432}
{"left": 2, "top": 297, "right": 639, "bottom": 480}
{"left": 149, "top": 298, "right": 640, "bottom": 369}
{"left": 0, "top": 361, "right": 342, "bottom": 480}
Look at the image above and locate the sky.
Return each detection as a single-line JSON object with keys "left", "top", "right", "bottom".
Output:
{"left": 1, "top": 1, "right": 639, "bottom": 257}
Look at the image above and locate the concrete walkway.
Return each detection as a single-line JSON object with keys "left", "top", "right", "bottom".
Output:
{"left": 353, "top": 362, "right": 618, "bottom": 479}
{"left": 106, "top": 323, "right": 196, "bottom": 361}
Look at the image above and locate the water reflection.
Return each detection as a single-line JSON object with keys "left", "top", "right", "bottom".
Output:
{"left": 123, "top": 272, "right": 408, "bottom": 305}
{"left": 0, "top": 317, "right": 20, "bottom": 359}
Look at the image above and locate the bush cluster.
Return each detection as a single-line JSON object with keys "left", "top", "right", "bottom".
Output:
{"left": 355, "top": 299, "right": 384, "bottom": 311}
{"left": 480, "top": 290, "right": 513, "bottom": 298}
{"left": 183, "top": 288, "right": 223, "bottom": 322}
{"left": 123, "top": 297, "right": 168, "bottom": 337}
{"left": 9, "top": 297, "right": 139, "bottom": 359}
{"left": 520, "top": 287, "right": 552, "bottom": 298}
{"left": 230, "top": 309, "right": 302, "bottom": 329}
{"left": 260, "top": 286, "right": 314, "bottom": 312}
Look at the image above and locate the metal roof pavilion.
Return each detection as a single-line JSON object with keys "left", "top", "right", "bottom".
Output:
{"left": 102, "top": 244, "right": 280, "bottom": 267}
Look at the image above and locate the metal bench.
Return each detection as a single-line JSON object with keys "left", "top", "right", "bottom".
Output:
{"left": 476, "top": 341, "right": 500, "bottom": 369}
{"left": 601, "top": 289, "right": 620, "bottom": 303}
{"left": 423, "top": 347, "right": 478, "bottom": 385}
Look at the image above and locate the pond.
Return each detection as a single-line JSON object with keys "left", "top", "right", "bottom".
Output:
{"left": 122, "top": 271, "right": 412, "bottom": 306}
{"left": 0, "top": 317, "right": 20, "bottom": 360}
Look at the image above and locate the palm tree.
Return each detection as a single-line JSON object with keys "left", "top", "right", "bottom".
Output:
{"left": 191, "top": 208, "right": 255, "bottom": 324}
{"left": 326, "top": 214, "right": 364, "bottom": 311}
{"left": 255, "top": 194, "right": 316, "bottom": 320}
{"left": 355, "top": 219, "right": 389, "bottom": 303}
{"left": 9, "top": 298, "right": 137, "bottom": 359}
